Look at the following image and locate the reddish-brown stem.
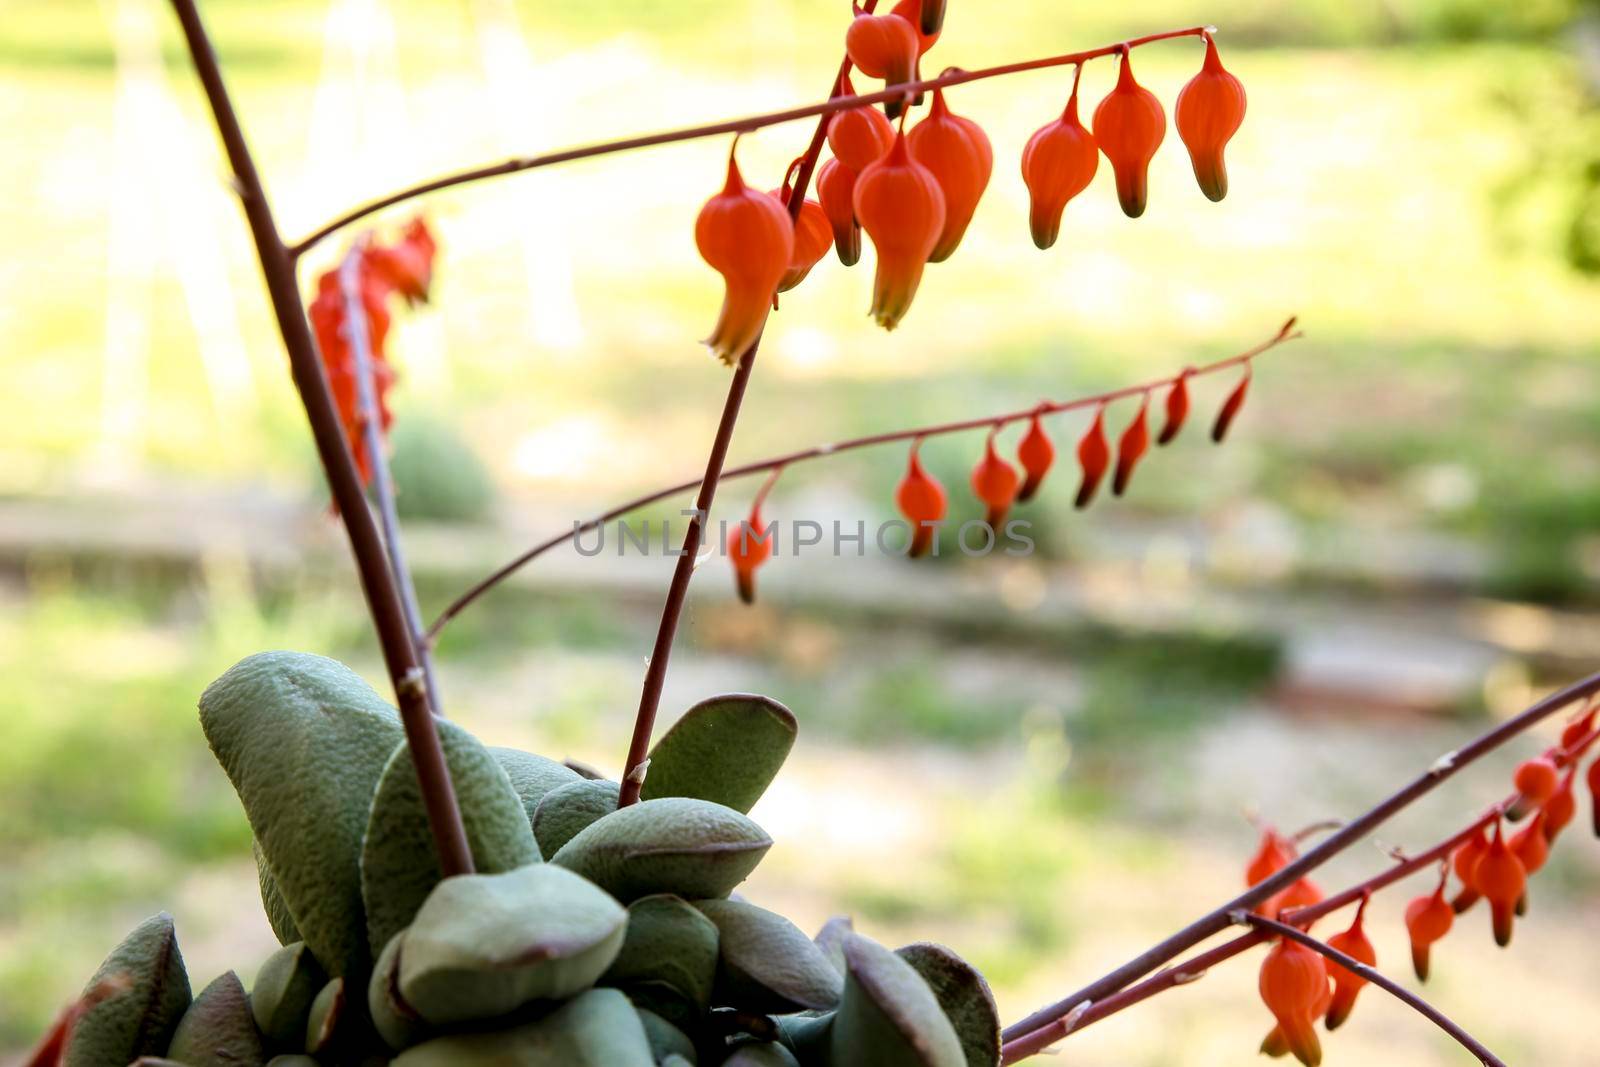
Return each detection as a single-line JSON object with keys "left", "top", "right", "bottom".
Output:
{"left": 1243, "top": 913, "right": 1508, "bottom": 1067}
{"left": 425, "top": 320, "right": 1299, "bottom": 646}
{"left": 168, "top": 0, "right": 473, "bottom": 877}
{"left": 613, "top": 16, "right": 878, "bottom": 806}
{"left": 287, "top": 25, "right": 1209, "bottom": 256}
{"left": 998, "top": 665, "right": 1600, "bottom": 1058}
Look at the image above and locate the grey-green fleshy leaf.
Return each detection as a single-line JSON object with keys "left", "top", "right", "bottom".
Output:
{"left": 723, "top": 1042, "right": 802, "bottom": 1066}
{"left": 662, "top": 1056, "right": 696, "bottom": 1067}
{"left": 368, "top": 930, "right": 428, "bottom": 1052}
{"left": 491, "top": 747, "right": 582, "bottom": 827}
{"left": 814, "top": 916, "right": 854, "bottom": 976}
{"left": 533, "top": 778, "right": 620, "bottom": 857}
{"left": 399, "top": 863, "right": 627, "bottom": 1025}
{"left": 63, "top": 913, "right": 191, "bottom": 1067}
{"left": 774, "top": 1012, "right": 833, "bottom": 1061}
{"left": 552, "top": 798, "right": 771, "bottom": 903}
{"left": 830, "top": 934, "right": 964, "bottom": 1067}
{"left": 254, "top": 841, "right": 301, "bottom": 946}
{"left": 640, "top": 695, "right": 797, "bottom": 814}
{"left": 166, "top": 971, "right": 267, "bottom": 1067}
{"left": 393, "top": 987, "right": 654, "bottom": 1066}
{"left": 251, "top": 942, "right": 325, "bottom": 1048}
{"left": 304, "top": 977, "right": 345, "bottom": 1056}
{"left": 362, "top": 720, "right": 542, "bottom": 956}
{"left": 896, "top": 943, "right": 1001, "bottom": 1067}
{"left": 636, "top": 1007, "right": 697, "bottom": 1063}
{"left": 600, "top": 894, "right": 719, "bottom": 1028}
{"left": 200, "top": 652, "right": 405, "bottom": 977}
{"left": 696, "top": 900, "right": 842, "bottom": 1014}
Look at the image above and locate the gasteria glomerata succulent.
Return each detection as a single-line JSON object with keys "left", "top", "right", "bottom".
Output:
{"left": 30, "top": 1, "right": 1600, "bottom": 1066}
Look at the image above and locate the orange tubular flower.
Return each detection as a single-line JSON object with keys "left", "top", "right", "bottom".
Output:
{"left": 897, "top": 441, "right": 947, "bottom": 558}
{"left": 817, "top": 158, "right": 863, "bottom": 266}
{"left": 1449, "top": 823, "right": 1490, "bottom": 914}
{"left": 1510, "top": 809, "right": 1549, "bottom": 881}
{"left": 1324, "top": 896, "right": 1375, "bottom": 1030}
{"left": 891, "top": 0, "right": 940, "bottom": 56}
{"left": 1403, "top": 873, "right": 1454, "bottom": 981}
{"left": 1258, "top": 938, "right": 1327, "bottom": 1067}
{"left": 1112, "top": 395, "right": 1151, "bottom": 497}
{"left": 1510, "top": 755, "right": 1560, "bottom": 820}
{"left": 854, "top": 129, "right": 946, "bottom": 330}
{"left": 1074, "top": 405, "right": 1111, "bottom": 509}
{"left": 844, "top": 3, "right": 920, "bottom": 107}
{"left": 365, "top": 216, "right": 438, "bottom": 304}
{"left": 827, "top": 75, "right": 895, "bottom": 171}
{"left": 774, "top": 180, "right": 834, "bottom": 293}
{"left": 971, "top": 431, "right": 1020, "bottom": 528}
{"left": 1246, "top": 827, "right": 1293, "bottom": 888}
{"left": 907, "top": 88, "right": 993, "bottom": 262}
{"left": 728, "top": 506, "right": 773, "bottom": 605}
{"left": 1158, "top": 368, "right": 1192, "bottom": 445}
{"left": 1016, "top": 412, "right": 1055, "bottom": 502}
{"left": 1175, "top": 35, "right": 1247, "bottom": 202}
{"left": 1020, "top": 70, "right": 1098, "bottom": 250}
{"left": 1541, "top": 766, "right": 1577, "bottom": 842}
{"left": 1590, "top": 755, "right": 1600, "bottom": 836}
{"left": 915, "top": 0, "right": 945, "bottom": 35}
{"left": 1559, "top": 705, "right": 1596, "bottom": 749}
{"left": 695, "top": 146, "right": 795, "bottom": 365}
{"left": 1476, "top": 818, "right": 1527, "bottom": 947}
{"left": 1092, "top": 49, "right": 1167, "bottom": 219}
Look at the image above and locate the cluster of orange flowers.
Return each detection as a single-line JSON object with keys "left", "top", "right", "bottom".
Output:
{"left": 306, "top": 218, "right": 436, "bottom": 485}
{"left": 1251, "top": 704, "right": 1600, "bottom": 1066}
{"left": 695, "top": 1, "right": 1247, "bottom": 361}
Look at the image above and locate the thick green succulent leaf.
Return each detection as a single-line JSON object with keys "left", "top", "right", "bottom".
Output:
{"left": 896, "top": 943, "right": 1001, "bottom": 1067}
{"left": 368, "top": 930, "right": 428, "bottom": 1052}
{"left": 830, "top": 934, "right": 964, "bottom": 1067}
{"left": 166, "top": 971, "right": 267, "bottom": 1067}
{"left": 662, "top": 1056, "right": 696, "bottom": 1067}
{"left": 696, "top": 900, "right": 842, "bottom": 1014}
{"left": 200, "top": 651, "right": 405, "bottom": 976}
{"left": 636, "top": 1007, "right": 697, "bottom": 1063}
{"left": 813, "top": 916, "right": 854, "bottom": 976}
{"left": 303, "top": 977, "right": 345, "bottom": 1057}
{"left": 640, "top": 695, "right": 797, "bottom": 814}
{"left": 63, "top": 913, "right": 191, "bottom": 1067}
{"left": 393, "top": 987, "right": 654, "bottom": 1066}
{"left": 723, "top": 1042, "right": 802, "bottom": 1066}
{"left": 362, "top": 720, "right": 542, "bottom": 955}
{"left": 250, "top": 942, "right": 325, "bottom": 1048}
{"left": 399, "top": 863, "right": 627, "bottom": 1025}
{"left": 552, "top": 798, "right": 771, "bottom": 903}
{"left": 254, "top": 841, "right": 301, "bottom": 946}
{"left": 533, "top": 779, "right": 620, "bottom": 858}
{"left": 490, "top": 747, "right": 582, "bottom": 827}
{"left": 773, "top": 1012, "right": 833, "bottom": 1061}
{"left": 600, "top": 894, "right": 719, "bottom": 1027}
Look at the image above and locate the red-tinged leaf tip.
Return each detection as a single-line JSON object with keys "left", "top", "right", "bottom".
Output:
{"left": 1212, "top": 365, "right": 1252, "bottom": 443}
{"left": 1075, "top": 406, "right": 1110, "bottom": 509}
{"left": 1158, "top": 370, "right": 1192, "bottom": 445}
{"left": 1112, "top": 396, "right": 1151, "bottom": 497}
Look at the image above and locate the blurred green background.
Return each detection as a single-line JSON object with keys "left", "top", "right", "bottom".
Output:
{"left": 3, "top": 0, "right": 1600, "bottom": 1063}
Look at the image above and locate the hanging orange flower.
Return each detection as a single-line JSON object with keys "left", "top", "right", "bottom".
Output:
{"left": 897, "top": 440, "right": 947, "bottom": 558}
{"left": 1074, "top": 405, "right": 1110, "bottom": 509}
{"left": 1158, "top": 369, "right": 1192, "bottom": 445}
{"left": 1510, "top": 755, "right": 1560, "bottom": 819}
{"left": 971, "top": 430, "right": 1020, "bottom": 527}
{"left": 817, "top": 158, "right": 863, "bottom": 266}
{"left": 890, "top": 0, "right": 940, "bottom": 56}
{"left": 1449, "top": 823, "right": 1489, "bottom": 914}
{"left": 907, "top": 88, "right": 993, "bottom": 262}
{"left": 1092, "top": 48, "right": 1167, "bottom": 218}
{"left": 844, "top": 3, "right": 920, "bottom": 96}
{"left": 1175, "top": 35, "right": 1247, "bottom": 202}
{"left": 1016, "top": 412, "right": 1055, "bottom": 502}
{"left": 828, "top": 75, "right": 895, "bottom": 171}
{"left": 1213, "top": 364, "right": 1252, "bottom": 442}
{"left": 1258, "top": 938, "right": 1327, "bottom": 1067}
{"left": 774, "top": 174, "right": 834, "bottom": 293}
{"left": 728, "top": 505, "right": 773, "bottom": 605}
{"left": 1246, "top": 826, "right": 1292, "bottom": 888}
{"left": 854, "top": 128, "right": 946, "bottom": 330}
{"left": 1510, "top": 810, "right": 1549, "bottom": 885}
{"left": 1589, "top": 756, "right": 1600, "bottom": 837}
{"left": 1475, "top": 818, "right": 1527, "bottom": 947}
{"left": 1112, "top": 394, "right": 1151, "bottom": 497}
{"left": 1323, "top": 895, "right": 1375, "bottom": 1030}
{"left": 1541, "top": 766, "right": 1577, "bottom": 842}
{"left": 308, "top": 267, "right": 396, "bottom": 487}
{"left": 695, "top": 144, "right": 795, "bottom": 365}
{"left": 1403, "top": 872, "right": 1454, "bottom": 981}
{"left": 1020, "top": 68, "right": 1098, "bottom": 250}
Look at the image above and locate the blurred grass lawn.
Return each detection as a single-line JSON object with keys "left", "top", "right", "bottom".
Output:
{"left": 2, "top": 0, "right": 1600, "bottom": 1062}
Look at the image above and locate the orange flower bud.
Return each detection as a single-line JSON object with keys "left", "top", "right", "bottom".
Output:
{"left": 1112, "top": 395, "right": 1151, "bottom": 497}
{"left": 695, "top": 146, "right": 795, "bottom": 365}
{"left": 1559, "top": 705, "right": 1596, "bottom": 750}
{"left": 1213, "top": 364, "right": 1252, "bottom": 442}
{"left": 1511, "top": 809, "right": 1549, "bottom": 877}
{"left": 971, "top": 431, "right": 1020, "bottom": 527}
{"left": 828, "top": 75, "right": 895, "bottom": 171}
{"left": 897, "top": 441, "right": 947, "bottom": 558}
{"left": 1541, "top": 766, "right": 1577, "bottom": 842}
{"left": 1016, "top": 413, "right": 1055, "bottom": 502}
{"left": 845, "top": 5, "right": 920, "bottom": 89}
{"left": 1449, "top": 823, "right": 1489, "bottom": 914}
{"left": 1278, "top": 877, "right": 1323, "bottom": 915}
{"left": 1092, "top": 49, "right": 1166, "bottom": 219}
{"left": 773, "top": 179, "right": 834, "bottom": 293}
{"left": 907, "top": 88, "right": 993, "bottom": 262}
{"left": 1258, "top": 938, "right": 1327, "bottom": 1067}
{"left": 1590, "top": 756, "right": 1600, "bottom": 837}
{"left": 1157, "top": 369, "right": 1192, "bottom": 445}
{"left": 1475, "top": 819, "right": 1526, "bottom": 947}
{"left": 854, "top": 129, "right": 946, "bottom": 330}
{"left": 1020, "top": 71, "right": 1098, "bottom": 250}
{"left": 1246, "top": 827, "right": 1292, "bottom": 888}
{"left": 1175, "top": 35, "right": 1247, "bottom": 202}
{"left": 1074, "top": 405, "right": 1110, "bottom": 509}
{"left": 1323, "top": 895, "right": 1375, "bottom": 1030}
{"left": 1403, "top": 874, "right": 1454, "bottom": 981}
{"left": 1509, "top": 755, "right": 1560, "bottom": 820}
{"left": 365, "top": 216, "right": 438, "bottom": 304}
{"left": 728, "top": 506, "right": 773, "bottom": 605}
{"left": 817, "top": 158, "right": 863, "bottom": 266}
{"left": 891, "top": 0, "right": 941, "bottom": 56}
